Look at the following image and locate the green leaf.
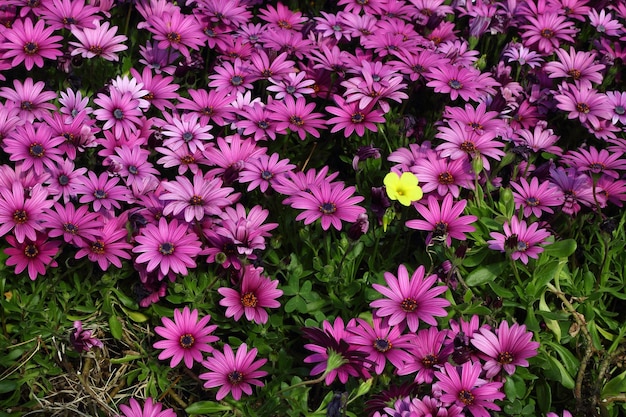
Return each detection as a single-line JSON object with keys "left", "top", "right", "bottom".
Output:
{"left": 545, "top": 342, "right": 579, "bottom": 376}
{"left": 109, "top": 315, "right": 123, "bottom": 340}
{"left": 531, "top": 260, "right": 561, "bottom": 298}
{"left": 535, "top": 380, "right": 552, "bottom": 414}
{"left": 543, "top": 239, "right": 577, "bottom": 258}
{"left": 602, "top": 370, "right": 626, "bottom": 398}
{"left": 122, "top": 308, "right": 148, "bottom": 323}
{"left": 465, "top": 262, "right": 507, "bottom": 286}
{"left": 547, "top": 356, "right": 575, "bottom": 389}
{"left": 185, "top": 401, "right": 231, "bottom": 414}
{"left": 0, "top": 380, "right": 17, "bottom": 394}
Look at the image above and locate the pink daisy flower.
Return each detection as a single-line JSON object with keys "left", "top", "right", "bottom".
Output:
{"left": 0, "top": 78, "right": 57, "bottom": 123}
{"left": 238, "top": 153, "right": 296, "bottom": 193}
{"left": 326, "top": 95, "right": 386, "bottom": 138}
{"left": 147, "top": 8, "right": 205, "bottom": 61}
{"left": 42, "top": 202, "right": 101, "bottom": 247}
{"left": 153, "top": 306, "right": 219, "bottom": 369}
{"left": 200, "top": 343, "right": 268, "bottom": 401}
{"left": 520, "top": 13, "right": 577, "bottom": 54}
{"left": 39, "top": 0, "right": 99, "bottom": 31}
{"left": 549, "top": 167, "right": 596, "bottom": 215}
{"left": 208, "top": 58, "right": 256, "bottom": 96}
{"left": 177, "top": 88, "right": 235, "bottom": 127}
{"left": 160, "top": 172, "right": 235, "bottom": 223}
{"left": 348, "top": 316, "right": 415, "bottom": 375}
{"left": 0, "top": 182, "right": 52, "bottom": 243}
{"left": 370, "top": 264, "right": 450, "bottom": 333}
{"left": 133, "top": 218, "right": 202, "bottom": 277}
{"left": 413, "top": 153, "right": 474, "bottom": 198}
{"left": 471, "top": 321, "right": 540, "bottom": 378}
{"left": 397, "top": 327, "right": 453, "bottom": 384}
{"left": 5, "top": 233, "right": 60, "bottom": 281}
{"left": 267, "top": 95, "right": 326, "bottom": 140}
{"left": 433, "top": 361, "right": 505, "bottom": 417}
{"left": 406, "top": 194, "right": 478, "bottom": 246}
{"left": 218, "top": 265, "right": 283, "bottom": 324}
{"left": 75, "top": 171, "right": 131, "bottom": 213}
{"left": 554, "top": 83, "right": 613, "bottom": 128}
{"left": 108, "top": 145, "right": 159, "bottom": 189}
{"left": 118, "top": 398, "right": 176, "bottom": 417}
{"left": 236, "top": 101, "right": 280, "bottom": 141}
{"left": 426, "top": 64, "right": 488, "bottom": 102}
{"left": 435, "top": 121, "right": 506, "bottom": 171}
{"left": 561, "top": 147, "right": 626, "bottom": 179}
{"left": 290, "top": 181, "right": 366, "bottom": 231}
{"left": 267, "top": 71, "right": 315, "bottom": 100}
{"left": 75, "top": 216, "right": 133, "bottom": 271}
{"left": 487, "top": 216, "right": 552, "bottom": 264}
{"left": 43, "top": 159, "right": 88, "bottom": 204}
{"left": 93, "top": 89, "right": 144, "bottom": 138}
{"left": 258, "top": 2, "right": 307, "bottom": 31}
{"left": 129, "top": 67, "right": 180, "bottom": 111}
{"left": 3, "top": 123, "right": 65, "bottom": 176}
{"left": 70, "top": 320, "right": 103, "bottom": 353}
{"left": 2, "top": 17, "right": 63, "bottom": 70}
{"left": 69, "top": 20, "right": 128, "bottom": 61}
{"left": 543, "top": 47, "right": 605, "bottom": 89}
{"left": 160, "top": 112, "right": 213, "bottom": 153}
{"left": 155, "top": 146, "right": 209, "bottom": 176}
{"left": 511, "top": 177, "right": 564, "bottom": 218}
{"left": 606, "top": 91, "right": 626, "bottom": 125}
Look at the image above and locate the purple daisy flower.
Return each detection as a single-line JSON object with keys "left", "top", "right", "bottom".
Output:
{"left": 471, "top": 321, "right": 540, "bottom": 378}
{"left": 3, "top": 123, "right": 65, "bottom": 176}
{"left": 0, "top": 182, "right": 52, "bottom": 243}
{"left": 133, "top": 218, "right": 202, "bottom": 277}
{"left": 397, "top": 327, "right": 453, "bottom": 384}
{"left": 433, "top": 361, "right": 505, "bottom": 417}
{"left": 435, "top": 121, "right": 505, "bottom": 171}
{"left": 218, "top": 265, "right": 283, "bottom": 324}
{"left": 70, "top": 320, "right": 103, "bottom": 353}
{"left": 326, "top": 95, "right": 386, "bottom": 138}
{"left": 42, "top": 202, "right": 102, "bottom": 247}
{"left": 5, "top": 233, "right": 59, "bottom": 281}
{"left": 290, "top": 180, "right": 366, "bottom": 231}
{"left": 118, "top": 398, "right": 176, "bottom": 417}
{"left": 153, "top": 306, "right": 219, "bottom": 369}
{"left": 2, "top": 17, "right": 63, "bottom": 70}
{"left": 238, "top": 153, "right": 296, "bottom": 193}
{"left": 510, "top": 177, "right": 564, "bottom": 218}
{"left": 75, "top": 216, "right": 133, "bottom": 271}
{"left": 160, "top": 112, "right": 213, "bottom": 154}
{"left": 553, "top": 83, "right": 613, "bottom": 127}
{"left": 75, "top": 171, "right": 131, "bottom": 213}
{"left": 200, "top": 343, "right": 268, "bottom": 401}
{"left": 543, "top": 47, "right": 605, "bottom": 89}
{"left": 370, "top": 264, "right": 450, "bottom": 333}
{"left": 487, "top": 216, "right": 552, "bottom": 264}
{"left": 93, "top": 89, "right": 144, "bottom": 138}
{"left": 561, "top": 147, "right": 626, "bottom": 179}
{"left": 0, "top": 78, "right": 57, "bottom": 123}
{"left": 267, "top": 95, "right": 326, "bottom": 140}
{"left": 413, "top": 154, "right": 474, "bottom": 198}
{"left": 146, "top": 8, "right": 205, "bottom": 61}
{"left": 406, "top": 194, "right": 477, "bottom": 247}
{"left": 69, "top": 20, "right": 128, "bottom": 61}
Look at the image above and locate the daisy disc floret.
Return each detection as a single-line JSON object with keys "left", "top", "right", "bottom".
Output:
{"left": 384, "top": 172, "right": 423, "bottom": 206}
{"left": 370, "top": 264, "right": 450, "bottom": 332}
{"left": 153, "top": 306, "right": 219, "bottom": 369}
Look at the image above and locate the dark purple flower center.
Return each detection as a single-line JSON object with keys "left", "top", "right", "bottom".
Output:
{"left": 23, "top": 42, "right": 38, "bottom": 54}
{"left": 258, "top": 120, "right": 270, "bottom": 129}
{"left": 182, "top": 131, "right": 194, "bottom": 142}
{"left": 88, "top": 45, "right": 103, "bottom": 55}
{"left": 460, "top": 141, "right": 476, "bottom": 153}
{"left": 159, "top": 242, "right": 175, "bottom": 255}
{"left": 615, "top": 105, "right": 625, "bottom": 115}
{"left": 128, "top": 165, "right": 139, "bottom": 175}
{"left": 113, "top": 108, "right": 124, "bottom": 120}
{"left": 351, "top": 112, "right": 365, "bottom": 123}
{"left": 438, "top": 171, "right": 454, "bottom": 185}
{"left": 319, "top": 202, "right": 337, "bottom": 214}
{"left": 468, "top": 122, "right": 483, "bottom": 130}
{"left": 63, "top": 223, "right": 79, "bottom": 234}
{"left": 332, "top": 24, "right": 342, "bottom": 31}
{"left": 93, "top": 189, "right": 107, "bottom": 199}
{"left": 540, "top": 28, "right": 554, "bottom": 38}
{"left": 189, "top": 195, "right": 203, "bottom": 205}
{"left": 166, "top": 32, "right": 181, "bottom": 43}
{"left": 21, "top": 100, "right": 33, "bottom": 110}
{"left": 373, "top": 338, "right": 392, "bottom": 352}
{"left": 91, "top": 240, "right": 105, "bottom": 254}
{"left": 401, "top": 297, "right": 418, "bottom": 312}
{"left": 201, "top": 106, "right": 214, "bottom": 116}
{"left": 567, "top": 69, "right": 581, "bottom": 80}
{"left": 458, "top": 389, "right": 475, "bottom": 405}
{"left": 241, "top": 292, "right": 258, "bottom": 307}
{"left": 290, "top": 115, "right": 304, "bottom": 126}
{"left": 497, "top": 351, "right": 514, "bottom": 364}
{"left": 433, "top": 222, "right": 448, "bottom": 237}
{"left": 588, "top": 162, "right": 605, "bottom": 172}
{"left": 62, "top": 17, "right": 76, "bottom": 25}
{"left": 261, "top": 69, "right": 272, "bottom": 78}
{"left": 231, "top": 75, "right": 244, "bottom": 86}
{"left": 421, "top": 354, "right": 438, "bottom": 367}
{"left": 58, "top": 174, "right": 70, "bottom": 186}
{"left": 179, "top": 333, "right": 195, "bottom": 348}
{"left": 356, "top": 0, "right": 368, "bottom": 5}
{"left": 181, "top": 155, "right": 195, "bottom": 164}
{"left": 576, "top": 103, "right": 590, "bottom": 114}
{"left": 261, "top": 170, "right": 273, "bottom": 180}
{"left": 29, "top": 143, "right": 44, "bottom": 157}
{"left": 13, "top": 209, "right": 27, "bottom": 224}
{"left": 285, "top": 85, "right": 296, "bottom": 94}
{"left": 228, "top": 370, "right": 244, "bottom": 384}
{"left": 63, "top": 132, "right": 75, "bottom": 143}
{"left": 525, "top": 196, "right": 540, "bottom": 206}
{"left": 516, "top": 240, "right": 529, "bottom": 252}
{"left": 448, "top": 79, "right": 463, "bottom": 90}
{"left": 24, "top": 244, "right": 38, "bottom": 258}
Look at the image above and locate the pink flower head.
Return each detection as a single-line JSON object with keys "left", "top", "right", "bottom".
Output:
{"left": 561, "top": 147, "right": 626, "bottom": 179}
{"left": 0, "top": 78, "right": 57, "bottom": 123}
{"left": 267, "top": 95, "right": 326, "bottom": 140}
{"left": 520, "top": 13, "right": 577, "bottom": 54}
{"left": 433, "top": 361, "right": 505, "bottom": 417}
{"left": 2, "top": 17, "right": 63, "bottom": 70}
{"left": 435, "top": 121, "right": 505, "bottom": 171}
{"left": 133, "top": 218, "right": 202, "bottom": 277}
{"left": 146, "top": 8, "right": 205, "bottom": 61}
{"left": 554, "top": 83, "right": 613, "bottom": 127}
{"left": 4, "top": 233, "right": 59, "bottom": 281}
{"left": 406, "top": 194, "right": 477, "bottom": 246}
{"left": 119, "top": 397, "right": 176, "bottom": 417}
{"left": 397, "top": 327, "right": 453, "bottom": 384}
{"left": 238, "top": 153, "right": 296, "bottom": 193}
{"left": 74, "top": 216, "right": 133, "bottom": 271}
{"left": 42, "top": 202, "right": 102, "bottom": 247}
{"left": 543, "top": 47, "right": 605, "bottom": 89}
{"left": 93, "top": 89, "right": 144, "bottom": 138}
{"left": 412, "top": 153, "right": 474, "bottom": 198}
{"left": 153, "top": 306, "right": 219, "bottom": 369}
{"left": 39, "top": 0, "right": 100, "bottom": 31}
{"left": 290, "top": 180, "right": 366, "bottom": 231}
{"left": 218, "top": 265, "right": 283, "bottom": 324}
{"left": 3, "top": 123, "right": 64, "bottom": 176}
{"left": 70, "top": 320, "right": 103, "bottom": 352}
{"left": 370, "top": 264, "right": 450, "bottom": 332}
{"left": 75, "top": 171, "right": 131, "bottom": 213}
{"left": 471, "top": 321, "right": 540, "bottom": 378}
{"left": 487, "top": 216, "right": 552, "bottom": 264}
{"left": 326, "top": 95, "right": 386, "bottom": 138}
{"left": 69, "top": 20, "right": 128, "bottom": 61}
{"left": 0, "top": 182, "right": 52, "bottom": 243}
{"left": 200, "top": 343, "right": 268, "bottom": 400}
{"left": 511, "top": 177, "right": 564, "bottom": 217}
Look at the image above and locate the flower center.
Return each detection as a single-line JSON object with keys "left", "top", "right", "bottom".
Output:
{"left": 241, "top": 292, "right": 258, "bottom": 307}
{"left": 615, "top": 105, "right": 625, "bottom": 115}
{"left": 227, "top": 370, "right": 244, "bottom": 385}
{"left": 29, "top": 143, "right": 44, "bottom": 157}
{"left": 497, "top": 351, "right": 514, "bottom": 364}
{"left": 63, "top": 223, "right": 79, "bottom": 234}
{"left": 21, "top": 100, "right": 33, "bottom": 110}
{"left": 401, "top": 297, "right": 418, "bottom": 312}
{"left": 525, "top": 196, "right": 540, "bottom": 206}
{"left": 88, "top": 45, "right": 103, "bottom": 55}
{"left": 231, "top": 75, "right": 243, "bottom": 86}
{"left": 13, "top": 209, "right": 27, "bottom": 224}
{"left": 351, "top": 112, "right": 365, "bottom": 123}
{"left": 182, "top": 131, "right": 194, "bottom": 142}
{"left": 516, "top": 240, "right": 529, "bottom": 252}
{"left": 22, "top": 243, "right": 38, "bottom": 259}
{"left": 189, "top": 195, "right": 203, "bottom": 205}
{"left": 277, "top": 20, "right": 292, "bottom": 29}
{"left": 448, "top": 79, "right": 463, "bottom": 90}
{"left": 540, "top": 28, "right": 554, "bottom": 38}
{"left": 93, "top": 189, "right": 107, "bottom": 199}
{"left": 159, "top": 242, "right": 175, "bottom": 255}
{"left": 62, "top": 17, "right": 76, "bottom": 25}
{"left": 179, "top": 333, "right": 195, "bottom": 348}
{"left": 290, "top": 115, "right": 304, "bottom": 126}
{"left": 63, "top": 132, "right": 75, "bottom": 143}
{"left": 576, "top": 103, "right": 590, "bottom": 113}
{"left": 23, "top": 42, "right": 38, "bottom": 54}
{"left": 113, "top": 108, "right": 124, "bottom": 120}
{"left": 458, "top": 389, "right": 475, "bottom": 405}
{"left": 468, "top": 122, "right": 483, "bottom": 130}
{"left": 438, "top": 171, "right": 454, "bottom": 184}
{"left": 201, "top": 106, "right": 214, "bottom": 116}
{"left": 261, "top": 170, "right": 273, "bottom": 180}
{"left": 181, "top": 155, "right": 195, "bottom": 164}
{"left": 286, "top": 85, "right": 296, "bottom": 94}
{"left": 567, "top": 69, "right": 581, "bottom": 80}
{"left": 373, "top": 338, "right": 392, "bottom": 352}
{"left": 257, "top": 120, "right": 270, "bottom": 129}
{"left": 319, "top": 202, "right": 337, "bottom": 214}
{"left": 128, "top": 165, "right": 139, "bottom": 175}
{"left": 421, "top": 354, "right": 438, "bottom": 367}
{"left": 91, "top": 240, "right": 105, "bottom": 254}
{"left": 166, "top": 32, "right": 181, "bottom": 43}
{"left": 588, "top": 162, "right": 605, "bottom": 172}
{"left": 433, "top": 221, "right": 448, "bottom": 237}
{"left": 460, "top": 141, "right": 476, "bottom": 153}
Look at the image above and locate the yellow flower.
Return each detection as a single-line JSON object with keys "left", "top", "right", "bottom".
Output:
{"left": 384, "top": 172, "right": 423, "bottom": 206}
